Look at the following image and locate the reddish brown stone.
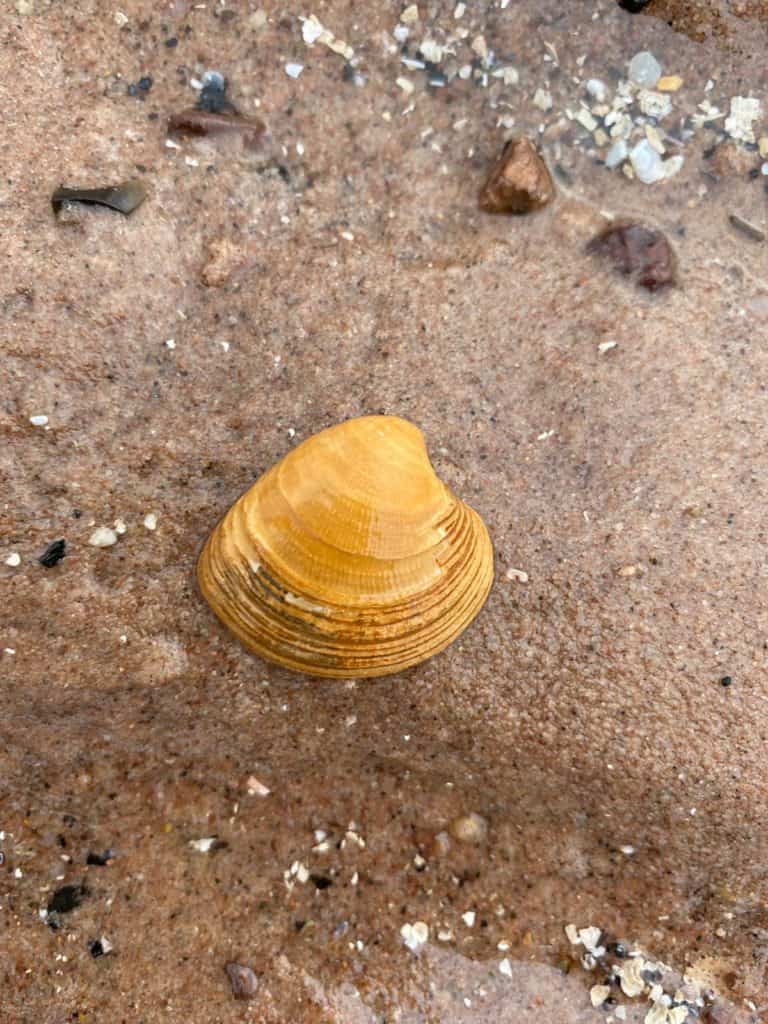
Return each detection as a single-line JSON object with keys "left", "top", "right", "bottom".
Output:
{"left": 586, "top": 221, "right": 677, "bottom": 291}
{"left": 478, "top": 137, "right": 555, "bottom": 214}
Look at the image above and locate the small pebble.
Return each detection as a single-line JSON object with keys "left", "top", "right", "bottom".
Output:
{"left": 143, "top": 513, "right": 158, "bottom": 531}
{"left": 225, "top": 961, "right": 258, "bottom": 999}
{"left": 499, "top": 958, "right": 513, "bottom": 977}
{"left": 720, "top": 675, "right": 732, "bottom": 687}
{"left": 449, "top": 812, "right": 488, "bottom": 844}
{"left": 605, "top": 139, "right": 628, "bottom": 169}
{"left": 586, "top": 78, "right": 607, "bottom": 103}
{"left": 590, "top": 984, "right": 611, "bottom": 1007}
{"left": 629, "top": 139, "right": 665, "bottom": 184}
{"left": 461, "top": 910, "right": 476, "bottom": 927}
{"left": 88, "top": 527, "right": 118, "bottom": 548}
{"left": 29, "top": 415, "right": 49, "bottom": 427}
{"left": 189, "top": 836, "right": 218, "bottom": 853}
{"left": 38, "top": 539, "right": 66, "bottom": 568}
{"left": 246, "top": 775, "right": 270, "bottom": 797}
{"left": 401, "top": 921, "right": 429, "bottom": 950}
{"left": 479, "top": 136, "right": 555, "bottom": 214}
{"left": 656, "top": 74, "right": 683, "bottom": 92}
{"left": 5, "top": 552, "right": 21, "bottom": 567}
{"left": 285, "top": 63, "right": 304, "bottom": 79}
{"left": 628, "top": 51, "right": 662, "bottom": 88}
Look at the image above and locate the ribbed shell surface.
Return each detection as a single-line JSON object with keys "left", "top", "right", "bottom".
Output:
{"left": 197, "top": 416, "right": 494, "bottom": 677}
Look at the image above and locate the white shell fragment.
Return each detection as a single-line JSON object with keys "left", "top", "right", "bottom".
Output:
{"left": 590, "top": 984, "right": 611, "bottom": 1007}
{"left": 618, "top": 955, "right": 647, "bottom": 997}
{"left": 89, "top": 527, "right": 118, "bottom": 548}
{"left": 724, "top": 96, "right": 762, "bottom": 143}
{"left": 5, "top": 552, "right": 21, "bottom": 567}
{"left": 578, "top": 926, "right": 604, "bottom": 954}
{"left": 401, "top": 921, "right": 429, "bottom": 951}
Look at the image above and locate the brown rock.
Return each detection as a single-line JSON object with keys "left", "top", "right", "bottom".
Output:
{"left": 586, "top": 221, "right": 676, "bottom": 291}
{"left": 478, "top": 137, "right": 555, "bottom": 214}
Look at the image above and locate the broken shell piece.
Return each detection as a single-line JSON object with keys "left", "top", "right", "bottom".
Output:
{"left": 197, "top": 416, "right": 494, "bottom": 678}
{"left": 167, "top": 109, "right": 265, "bottom": 147}
{"left": 51, "top": 180, "right": 147, "bottom": 216}
{"left": 479, "top": 136, "right": 555, "bottom": 214}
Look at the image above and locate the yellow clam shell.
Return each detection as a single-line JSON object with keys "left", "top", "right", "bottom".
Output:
{"left": 196, "top": 415, "right": 494, "bottom": 678}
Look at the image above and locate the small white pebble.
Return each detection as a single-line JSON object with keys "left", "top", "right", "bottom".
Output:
{"left": 461, "top": 910, "right": 476, "bottom": 927}
{"left": 497, "top": 940, "right": 510, "bottom": 951}
{"left": 575, "top": 108, "right": 598, "bottom": 132}
{"left": 29, "top": 415, "right": 48, "bottom": 427}
{"left": 285, "top": 63, "right": 304, "bottom": 79}
{"left": 301, "top": 15, "right": 324, "bottom": 44}
{"left": 578, "top": 926, "right": 602, "bottom": 952}
{"left": 114, "top": 11, "right": 128, "bottom": 27}
{"left": 471, "top": 34, "right": 487, "bottom": 59}
{"left": 605, "top": 139, "right": 628, "bottom": 169}
{"left": 5, "top": 553, "right": 21, "bottom": 567}
{"left": 396, "top": 76, "right": 415, "bottom": 94}
{"left": 453, "top": 1, "right": 465, "bottom": 16}
{"left": 586, "top": 78, "right": 608, "bottom": 103}
{"left": 400, "top": 4, "right": 419, "bottom": 24}
{"left": 89, "top": 527, "right": 118, "bottom": 548}
{"left": 340, "top": 231, "right": 355, "bottom": 241}
{"left": 3, "top": 648, "right": 15, "bottom": 655}
{"left": 143, "top": 513, "right": 158, "bottom": 531}
{"left": 164, "top": 338, "right": 176, "bottom": 349}
{"left": 499, "top": 958, "right": 512, "bottom": 977}
{"left": 599, "top": 341, "right": 618, "bottom": 354}
{"left": 246, "top": 775, "right": 270, "bottom": 797}
{"left": 420, "top": 39, "right": 442, "bottom": 63}
{"left": 393, "top": 23, "right": 409, "bottom": 42}
{"left": 628, "top": 51, "right": 662, "bottom": 88}
{"left": 189, "top": 837, "right": 218, "bottom": 853}
{"left": 350, "top": 870, "right": 358, "bottom": 885}
{"left": 615, "top": 1008, "right": 627, "bottom": 1022}
{"left": 629, "top": 138, "right": 665, "bottom": 184}
{"left": 532, "top": 88, "right": 553, "bottom": 112}
{"left": 165, "top": 138, "right": 181, "bottom": 150}
{"left": 437, "top": 927, "right": 453, "bottom": 941}
{"left": 565, "top": 923, "right": 581, "bottom": 944}
{"left": 13, "top": 867, "right": 22, "bottom": 879}
{"left": 296, "top": 141, "right": 305, "bottom": 156}
{"left": 113, "top": 518, "right": 127, "bottom": 535}
{"left": 505, "top": 568, "right": 529, "bottom": 583}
